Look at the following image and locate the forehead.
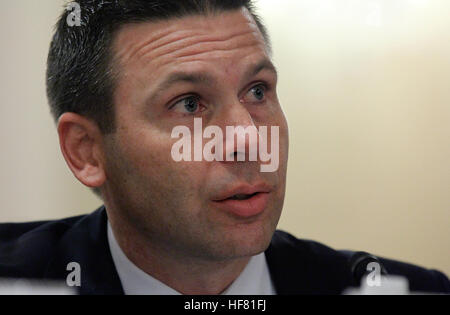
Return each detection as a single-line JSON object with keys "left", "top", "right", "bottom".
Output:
{"left": 112, "top": 8, "right": 269, "bottom": 80}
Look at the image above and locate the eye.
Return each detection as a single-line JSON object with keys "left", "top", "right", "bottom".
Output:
{"left": 170, "top": 95, "right": 205, "bottom": 115}
{"left": 242, "top": 84, "right": 267, "bottom": 104}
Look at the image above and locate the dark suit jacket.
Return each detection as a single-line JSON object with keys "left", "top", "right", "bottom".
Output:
{"left": 0, "top": 206, "right": 448, "bottom": 294}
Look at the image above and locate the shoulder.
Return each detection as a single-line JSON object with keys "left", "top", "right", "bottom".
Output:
{"left": 267, "top": 230, "right": 450, "bottom": 294}
{"left": 377, "top": 256, "right": 450, "bottom": 293}
{"left": 269, "top": 230, "right": 348, "bottom": 267}
{"left": 0, "top": 210, "right": 96, "bottom": 279}
{"left": 266, "top": 230, "right": 354, "bottom": 294}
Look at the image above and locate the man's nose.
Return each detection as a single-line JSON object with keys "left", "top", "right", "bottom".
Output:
{"left": 217, "top": 102, "right": 259, "bottom": 163}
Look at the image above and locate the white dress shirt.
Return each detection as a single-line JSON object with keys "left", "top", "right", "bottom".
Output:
{"left": 107, "top": 222, "right": 276, "bottom": 295}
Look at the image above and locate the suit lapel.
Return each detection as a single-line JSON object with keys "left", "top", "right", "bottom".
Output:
{"left": 43, "top": 206, "right": 124, "bottom": 295}
{"left": 264, "top": 232, "right": 309, "bottom": 294}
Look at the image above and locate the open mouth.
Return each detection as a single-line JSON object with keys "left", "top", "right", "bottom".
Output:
{"left": 228, "top": 193, "right": 259, "bottom": 201}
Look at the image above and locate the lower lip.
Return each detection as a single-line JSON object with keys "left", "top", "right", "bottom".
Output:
{"left": 212, "top": 193, "right": 270, "bottom": 218}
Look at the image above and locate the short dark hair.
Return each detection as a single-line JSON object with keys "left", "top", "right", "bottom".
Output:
{"left": 46, "top": 0, "right": 270, "bottom": 134}
{"left": 46, "top": 0, "right": 270, "bottom": 199}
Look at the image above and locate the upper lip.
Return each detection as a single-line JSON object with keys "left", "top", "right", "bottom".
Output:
{"left": 212, "top": 183, "right": 272, "bottom": 201}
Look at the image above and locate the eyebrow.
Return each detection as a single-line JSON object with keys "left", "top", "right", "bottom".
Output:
{"left": 148, "top": 72, "right": 216, "bottom": 106}
{"left": 244, "top": 59, "right": 278, "bottom": 81}
{"left": 148, "top": 58, "right": 278, "bottom": 106}
{"left": 157, "top": 72, "right": 217, "bottom": 94}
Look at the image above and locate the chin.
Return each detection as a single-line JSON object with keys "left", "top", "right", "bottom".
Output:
{"left": 219, "top": 222, "right": 276, "bottom": 259}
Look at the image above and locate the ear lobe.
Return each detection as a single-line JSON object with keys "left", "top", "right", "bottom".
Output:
{"left": 57, "top": 113, "right": 106, "bottom": 189}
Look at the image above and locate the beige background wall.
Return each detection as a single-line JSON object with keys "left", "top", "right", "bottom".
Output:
{"left": 1, "top": 0, "right": 449, "bottom": 276}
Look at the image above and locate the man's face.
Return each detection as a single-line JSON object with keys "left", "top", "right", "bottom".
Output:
{"left": 103, "top": 8, "right": 289, "bottom": 261}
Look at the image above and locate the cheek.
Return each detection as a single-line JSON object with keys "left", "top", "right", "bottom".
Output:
{"left": 273, "top": 111, "right": 289, "bottom": 189}
{"left": 121, "top": 127, "right": 172, "bottom": 168}
{"left": 275, "top": 108, "right": 289, "bottom": 150}
{"left": 118, "top": 128, "right": 208, "bottom": 201}
{"left": 267, "top": 108, "right": 289, "bottom": 157}
{"left": 281, "top": 116, "right": 289, "bottom": 158}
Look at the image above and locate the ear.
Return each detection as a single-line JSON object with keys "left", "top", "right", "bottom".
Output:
{"left": 57, "top": 113, "right": 106, "bottom": 189}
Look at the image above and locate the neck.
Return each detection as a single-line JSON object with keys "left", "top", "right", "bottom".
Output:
{"left": 108, "top": 215, "right": 251, "bottom": 295}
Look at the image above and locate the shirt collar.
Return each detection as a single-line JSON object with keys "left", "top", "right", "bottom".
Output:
{"left": 107, "top": 221, "right": 276, "bottom": 295}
